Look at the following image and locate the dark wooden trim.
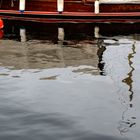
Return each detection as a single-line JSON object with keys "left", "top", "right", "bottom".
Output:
{"left": 1, "top": 10, "right": 140, "bottom": 23}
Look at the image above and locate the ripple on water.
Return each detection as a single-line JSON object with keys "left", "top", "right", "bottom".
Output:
{"left": 0, "top": 22, "right": 140, "bottom": 140}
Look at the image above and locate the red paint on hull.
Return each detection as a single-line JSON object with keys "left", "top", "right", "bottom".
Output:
{"left": 0, "top": 1, "right": 140, "bottom": 23}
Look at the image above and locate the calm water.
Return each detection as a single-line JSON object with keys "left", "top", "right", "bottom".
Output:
{"left": 0, "top": 21, "right": 140, "bottom": 140}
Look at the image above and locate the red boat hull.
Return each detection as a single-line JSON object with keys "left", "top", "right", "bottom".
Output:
{"left": 1, "top": 0, "right": 140, "bottom": 12}
{"left": 0, "top": 0, "right": 140, "bottom": 22}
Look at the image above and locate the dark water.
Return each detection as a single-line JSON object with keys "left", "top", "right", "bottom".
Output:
{"left": 0, "top": 20, "right": 140, "bottom": 140}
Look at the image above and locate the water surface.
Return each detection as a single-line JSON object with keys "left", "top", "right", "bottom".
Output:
{"left": 0, "top": 21, "right": 140, "bottom": 140}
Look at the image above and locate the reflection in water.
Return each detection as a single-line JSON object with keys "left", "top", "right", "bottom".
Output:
{"left": 122, "top": 42, "right": 136, "bottom": 106}
{"left": 0, "top": 21, "right": 99, "bottom": 71}
{"left": 94, "top": 26, "right": 106, "bottom": 75}
{"left": 118, "top": 42, "right": 136, "bottom": 135}
{"left": 1, "top": 20, "right": 140, "bottom": 140}
{"left": 97, "top": 45, "right": 106, "bottom": 75}
{"left": 20, "top": 28, "right": 27, "bottom": 42}
{"left": 94, "top": 26, "right": 100, "bottom": 39}
{"left": 0, "top": 29, "right": 4, "bottom": 39}
{"left": 58, "top": 27, "right": 65, "bottom": 42}
{"left": 102, "top": 38, "right": 137, "bottom": 136}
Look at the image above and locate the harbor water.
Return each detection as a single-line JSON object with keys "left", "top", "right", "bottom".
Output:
{"left": 0, "top": 20, "right": 140, "bottom": 140}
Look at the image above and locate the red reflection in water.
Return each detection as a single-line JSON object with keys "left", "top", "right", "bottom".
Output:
{"left": 0, "top": 30, "right": 4, "bottom": 39}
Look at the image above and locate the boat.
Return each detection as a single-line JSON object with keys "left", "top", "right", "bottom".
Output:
{"left": 0, "top": 0, "right": 140, "bottom": 23}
